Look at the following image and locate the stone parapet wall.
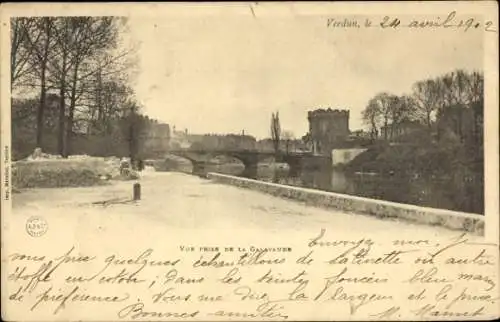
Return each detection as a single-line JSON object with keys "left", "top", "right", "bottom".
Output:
{"left": 207, "top": 172, "right": 485, "bottom": 235}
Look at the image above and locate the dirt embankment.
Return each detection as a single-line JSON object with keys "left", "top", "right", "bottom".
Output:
{"left": 345, "top": 143, "right": 482, "bottom": 177}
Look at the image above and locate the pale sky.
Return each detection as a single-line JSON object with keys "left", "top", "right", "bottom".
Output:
{"left": 126, "top": 12, "right": 483, "bottom": 139}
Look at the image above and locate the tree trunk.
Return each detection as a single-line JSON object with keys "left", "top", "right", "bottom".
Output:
{"left": 370, "top": 117, "right": 377, "bottom": 141}
{"left": 58, "top": 50, "right": 67, "bottom": 157}
{"left": 66, "top": 61, "right": 80, "bottom": 156}
{"left": 457, "top": 107, "right": 464, "bottom": 143}
{"left": 97, "top": 64, "right": 103, "bottom": 122}
{"left": 36, "top": 62, "right": 47, "bottom": 148}
{"left": 383, "top": 119, "right": 388, "bottom": 140}
{"left": 129, "top": 115, "right": 136, "bottom": 167}
{"left": 35, "top": 19, "right": 51, "bottom": 148}
{"left": 426, "top": 110, "right": 432, "bottom": 130}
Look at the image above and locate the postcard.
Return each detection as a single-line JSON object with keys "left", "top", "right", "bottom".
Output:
{"left": 1, "top": 1, "right": 499, "bottom": 321}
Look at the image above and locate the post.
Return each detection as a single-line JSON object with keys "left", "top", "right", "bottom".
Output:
{"left": 192, "top": 161, "right": 207, "bottom": 177}
{"left": 133, "top": 183, "right": 141, "bottom": 200}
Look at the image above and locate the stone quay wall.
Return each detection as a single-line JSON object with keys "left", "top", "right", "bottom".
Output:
{"left": 207, "top": 172, "right": 484, "bottom": 235}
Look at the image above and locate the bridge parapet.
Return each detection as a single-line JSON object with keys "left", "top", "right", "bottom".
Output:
{"left": 167, "top": 149, "right": 331, "bottom": 177}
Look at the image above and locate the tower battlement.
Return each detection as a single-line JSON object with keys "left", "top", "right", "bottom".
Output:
{"left": 308, "top": 108, "right": 349, "bottom": 119}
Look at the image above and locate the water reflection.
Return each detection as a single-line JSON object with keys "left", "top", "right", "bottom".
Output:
{"left": 211, "top": 164, "right": 482, "bottom": 214}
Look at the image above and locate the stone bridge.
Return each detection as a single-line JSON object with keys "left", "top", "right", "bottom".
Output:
{"left": 167, "top": 149, "right": 331, "bottom": 177}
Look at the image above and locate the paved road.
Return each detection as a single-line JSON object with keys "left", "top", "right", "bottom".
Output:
{"left": 11, "top": 172, "right": 463, "bottom": 240}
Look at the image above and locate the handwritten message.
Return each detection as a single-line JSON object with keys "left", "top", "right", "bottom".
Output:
{"left": 4, "top": 230, "right": 499, "bottom": 320}
{"left": 326, "top": 11, "right": 497, "bottom": 32}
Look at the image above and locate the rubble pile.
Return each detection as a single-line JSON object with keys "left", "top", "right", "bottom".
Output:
{"left": 12, "top": 148, "right": 140, "bottom": 189}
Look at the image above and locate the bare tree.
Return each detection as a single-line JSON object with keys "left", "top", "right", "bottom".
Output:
{"left": 465, "top": 71, "right": 484, "bottom": 104}
{"left": 48, "top": 18, "right": 73, "bottom": 156}
{"left": 413, "top": 79, "right": 441, "bottom": 129}
{"left": 11, "top": 16, "right": 140, "bottom": 159}
{"left": 362, "top": 99, "right": 381, "bottom": 140}
{"left": 435, "top": 70, "right": 480, "bottom": 142}
{"left": 270, "top": 111, "right": 281, "bottom": 155}
{"left": 85, "top": 48, "right": 136, "bottom": 134}
{"left": 16, "top": 17, "right": 57, "bottom": 148}
{"left": 374, "top": 93, "right": 397, "bottom": 140}
{"left": 440, "top": 70, "right": 471, "bottom": 107}
{"left": 64, "top": 18, "right": 120, "bottom": 155}
{"left": 42, "top": 17, "right": 129, "bottom": 157}
{"left": 10, "top": 18, "right": 39, "bottom": 90}
{"left": 388, "top": 95, "right": 417, "bottom": 139}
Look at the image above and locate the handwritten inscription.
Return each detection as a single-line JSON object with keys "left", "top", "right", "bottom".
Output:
{"left": 326, "top": 11, "right": 497, "bottom": 33}
{"left": 4, "top": 230, "right": 498, "bottom": 320}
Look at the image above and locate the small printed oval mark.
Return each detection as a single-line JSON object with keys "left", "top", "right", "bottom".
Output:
{"left": 26, "top": 216, "right": 48, "bottom": 237}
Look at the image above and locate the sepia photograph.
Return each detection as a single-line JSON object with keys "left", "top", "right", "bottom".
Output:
{"left": 1, "top": 2, "right": 499, "bottom": 321}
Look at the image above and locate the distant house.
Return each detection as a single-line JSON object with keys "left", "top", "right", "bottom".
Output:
{"left": 170, "top": 129, "right": 257, "bottom": 151}
{"left": 349, "top": 129, "right": 371, "bottom": 139}
{"left": 256, "top": 138, "right": 307, "bottom": 153}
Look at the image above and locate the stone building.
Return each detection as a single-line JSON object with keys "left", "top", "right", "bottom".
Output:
{"left": 192, "top": 133, "right": 257, "bottom": 150}
{"left": 308, "top": 108, "right": 350, "bottom": 155}
{"left": 170, "top": 128, "right": 201, "bottom": 149}
{"left": 170, "top": 128, "right": 257, "bottom": 151}
{"left": 143, "top": 123, "right": 171, "bottom": 153}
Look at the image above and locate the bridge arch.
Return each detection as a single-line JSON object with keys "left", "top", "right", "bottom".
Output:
{"left": 167, "top": 150, "right": 273, "bottom": 178}
{"left": 204, "top": 154, "right": 245, "bottom": 176}
{"left": 166, "top": 150, "right": 322, "bottom": 178}
{"left": 163, "top": 154, "right": 196, "bottom": 173}
{"left": 165, "top": 151, "right": 208, "bottom": 177}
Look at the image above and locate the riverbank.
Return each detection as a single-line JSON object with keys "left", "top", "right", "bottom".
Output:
{"left": 345, "top": 143, "right": 483, "bottom": 214}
